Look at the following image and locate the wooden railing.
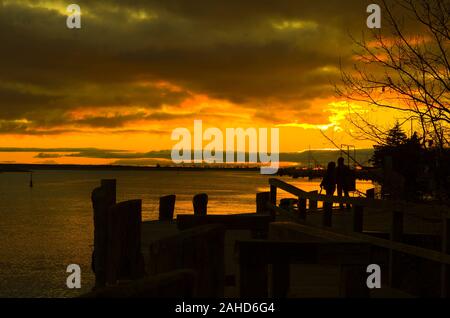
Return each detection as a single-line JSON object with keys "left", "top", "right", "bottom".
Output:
{"left": 269, "top": 178, "right": 449, "bottom": 228}
{"left": 268, "top": 178, "right": 450, "bottom": 297}
{"left": 270, "top": 178, "right": 449, "bottom": 215}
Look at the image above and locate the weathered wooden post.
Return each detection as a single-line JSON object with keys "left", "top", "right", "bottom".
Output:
{"left": 256, "top": 192, "right": 271, "bottom": 214}
{"left": 323, "top": 201, "right": 333, "bottom": 227}
{"left": 389, "top": 210, "right": 404, "bottom": 288}
{"left": 159, "top": 195, "right": 176, "bottom": 221}
{"left": 308, "top": 190, "right": 318, "bottom": 211}
{"left": 193, "top": 193, "right": 208, "bottom": 215}
{"left": 106, "top": 199, "right": 145, "bottom": 285}
{"left": 101, "top": 179, "right": 116, "bottom": 203}
{"left": 352, "top": 205, "right": 364, "bottom": 233}
{"left": 91, "top": 179, "right": 116, "bottom": 288}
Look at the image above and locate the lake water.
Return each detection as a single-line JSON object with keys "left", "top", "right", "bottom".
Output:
{"left": 0, "top": 170, "right": 373, "bottom": 297}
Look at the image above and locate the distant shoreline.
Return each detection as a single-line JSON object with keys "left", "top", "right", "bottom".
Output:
{"left": 0, "top": 163, "right": 377, "bottom": 182}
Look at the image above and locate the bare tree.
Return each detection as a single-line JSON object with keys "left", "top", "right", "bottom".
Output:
{"left": 337, "top": 0, "right": 449, "bottom": 149}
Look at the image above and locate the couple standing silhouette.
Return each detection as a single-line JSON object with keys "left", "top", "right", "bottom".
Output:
{"left": 320, "top": 157, "right": 352, "bottom": 209}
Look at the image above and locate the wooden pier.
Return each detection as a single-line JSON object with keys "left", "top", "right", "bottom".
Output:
{"left": 83, "top": 178, "right": 450, "bottom": 298}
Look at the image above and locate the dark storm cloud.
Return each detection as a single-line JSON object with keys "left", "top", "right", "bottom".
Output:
{"left": 0, "top": 0, "right": 396, "bottom": 134}
{"left": 31, "top": 149, "right": 174, "bottom": 160}
{"left": 61, "top": 111, "right": 196, "bottom": 128}
{"left": 34, "top": 153, "right": 65, "bottom": 158}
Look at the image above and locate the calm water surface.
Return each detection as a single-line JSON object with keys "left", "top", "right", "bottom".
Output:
{"left": 0, "top": 170, "right": 373, "bottom": 297}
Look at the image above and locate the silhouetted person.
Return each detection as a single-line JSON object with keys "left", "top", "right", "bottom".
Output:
{"left": 321, "top": 162, "right": 336, "bottom": 196}
{"left": 336, "top": 157, "right": 351, "bottom": 209}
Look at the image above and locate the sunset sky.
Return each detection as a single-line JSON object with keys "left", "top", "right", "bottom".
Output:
{"left": 0, "top": 0, "right": 414, "bottom": 165}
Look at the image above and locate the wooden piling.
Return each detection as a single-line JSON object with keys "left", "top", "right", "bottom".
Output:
{"left": 256, "top": 192, "right": 271, "bottom": 214}
{"left": 101, "top": 179, "right": 116, "bottom": 204}
{"left": 91, "top": 179, "right": 116, "bottom": 288}
{"left": 193, "top": 193, "right": 208, "bottom": 216}
{"left": 106, "top": 199, "right": 145, "bottom": 285}
{"left": 159, "top": 195, "right": 176, "bottom": 221}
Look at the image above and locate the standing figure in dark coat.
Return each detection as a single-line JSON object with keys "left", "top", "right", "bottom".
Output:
{"left": 321, "top": 162, "right": 336, "bottom": 196}
{"left": 336, "top": 157, "right": 351, "bottom": 209}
